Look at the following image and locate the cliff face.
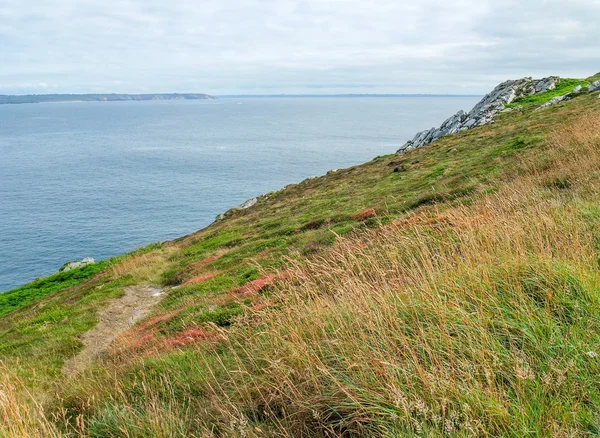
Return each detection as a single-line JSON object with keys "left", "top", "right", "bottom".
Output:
{"left": 397, "top": 76, "right": 560, "bottom": 152}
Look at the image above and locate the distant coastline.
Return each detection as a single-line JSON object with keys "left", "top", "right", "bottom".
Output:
{"left": 0, "top": 93, "right": 483, "bottom": 105}
{"left": 0, "top": 93, "right": 215, "bottom": 105}
{"left": 218, "top": 93, "right": 480, "bottom": 98}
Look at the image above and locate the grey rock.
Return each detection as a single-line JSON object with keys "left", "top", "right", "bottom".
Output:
{"left": 216, "top": 194, "right": 264, "bottom": 221}
{"left": 397, "top": 76, "right": 560, "bottom": 152}
{"left": 588, "top": 80, "right": 600, "bottom": 92}
{"left": 537, "top": 95, "right": 568, "bottom": 109}
{"left": 60, "top": 257, "right": 95, "bottom": 272}
{"left": 536, "top": 84, "right": 587, "bottom": 110}
{"left": 239, "top": 197, "right": 258, "bottom": 209}
{"left": 462, "top": 118, "right": 477, "bottom": 129}
{"left": 535, "top": 77, "right": 558, "bottom": 93}
{"left": 438, "top": 110, "right": 467, "bottom": 136}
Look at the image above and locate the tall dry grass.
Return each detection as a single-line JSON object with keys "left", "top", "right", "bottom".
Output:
{"left": 1, "top": 361, "right": 199, "bottom": 437}
{"left": 107, "top": 247, "right": 175, "bottom": 284}
{"left": 0, "top": 365, "right": 65, "bottom": 438}
{"left": 199, "top": 112, "right": 600, "bottom": 436}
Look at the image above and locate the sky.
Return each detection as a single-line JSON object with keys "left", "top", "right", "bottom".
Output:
{"left": 1, "top": 0, "right": 599, "bottom": 95}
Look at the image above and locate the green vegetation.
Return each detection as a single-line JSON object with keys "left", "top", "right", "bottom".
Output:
{"left": 0, "top": 262, "right": 109, "bottom": 317}
{"left": 1, "top": 81, "right": 600, "bottom": 436}
{"left": 506, "top": 78, "right": 590, "bottom": 108}
{"left": 0, "top": 244, "right": 169, "bottom": 388}
{"left": 586, "top": 72, "right": 600, "bottom": 83}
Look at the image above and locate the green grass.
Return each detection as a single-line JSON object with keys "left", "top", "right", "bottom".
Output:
{"left": 505, "top": 78, "right": 590, "bottom": 108}
{"left": 0, "top": 262, "right": 109, "bottom": 317}
{"left": 0, "top": 243, "right": 167, "bottom": 388}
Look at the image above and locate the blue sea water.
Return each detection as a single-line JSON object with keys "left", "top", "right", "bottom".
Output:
{"left": 0, "top": 96, "right": 479, "bottom": 292}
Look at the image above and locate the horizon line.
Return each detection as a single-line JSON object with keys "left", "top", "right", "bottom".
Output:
{"left": 0, "top": 92, "right": 481, "bottom": 98}
{"left": 218, "top": 93, "right": 481, "bottom": 98}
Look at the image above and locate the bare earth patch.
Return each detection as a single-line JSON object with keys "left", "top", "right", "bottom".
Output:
{"left": 63, "top": 285, "right": 164, "bottom": 375}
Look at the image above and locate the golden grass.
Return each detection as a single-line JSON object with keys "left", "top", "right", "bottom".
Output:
{"left": 198, "top": 112, "right": 600, "bottom": 436}
{"left": 107, "top": 247, "right": 176, "bottom": 285}
{"left": 0, "top": 366, "right": 64, "bottom": 438}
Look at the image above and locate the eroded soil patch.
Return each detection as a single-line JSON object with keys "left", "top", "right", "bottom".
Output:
{"left": 63, "top": 285, "right": 164, "bottom": 375}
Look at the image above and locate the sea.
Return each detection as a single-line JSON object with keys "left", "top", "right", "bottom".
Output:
{"left": 0, "top": 96, "right": 480, "bottom": 291}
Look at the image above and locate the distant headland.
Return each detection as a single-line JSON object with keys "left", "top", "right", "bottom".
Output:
{"left": 0, "top": 93, "right": 215, "bottom": 105}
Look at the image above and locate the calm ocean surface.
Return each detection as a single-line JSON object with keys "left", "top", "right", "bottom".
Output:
{"left": 0, "top": 96, "right": 479, "bottom": 291}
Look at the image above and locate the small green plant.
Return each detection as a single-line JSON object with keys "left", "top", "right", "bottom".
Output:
{"left": 196, "top": 303, "right": 242, "bottom": 326}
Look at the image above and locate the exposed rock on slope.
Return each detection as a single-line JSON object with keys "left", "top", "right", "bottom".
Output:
{"left": 537, "top": 85, "right": 583, "bottom": 110}
{"left": 588, "top": 80, "right": 600, "bottom": 92}
{"left": 59, "top": 257, "right": 95, "bottom": 272}
{"left": 215, "top": 195, "right": 262, "bottom": 221}
{"left": 397, "top": 76, "right": 559, "bottom": 152}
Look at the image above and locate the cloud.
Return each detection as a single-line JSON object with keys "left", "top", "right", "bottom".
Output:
{"left": 0, "top": 0, "right": 598, "bottom": 94}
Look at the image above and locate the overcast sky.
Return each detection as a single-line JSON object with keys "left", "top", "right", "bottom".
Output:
{"left": 1, "top": 0, "right": 599, "bottom": 95}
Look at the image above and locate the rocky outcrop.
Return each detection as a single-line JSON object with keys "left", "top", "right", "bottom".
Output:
{"left": 536, "top": 85, "right": 583, "bottom": 110}
{"left": 215, "top": 196, "right": 261, "bottom": 221}
{"left": 588, "top": 80, "right": 600, "bottom": 92}
{"left": 239, "top": 197, "right": 258, "bottom": 209}
{"left": 397, "top": 76, "right": 559, "bottom": 153}
{"left": 60, "top": 257, "right": 95, "bottom": 272}
{"left": 537, "top": 95, "right": 570, "bottom": 109}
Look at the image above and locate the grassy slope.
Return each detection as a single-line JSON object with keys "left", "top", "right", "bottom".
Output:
{"left": 505, "top": 77, "right": 590, "bottom": 108}
{"left": 1, "top": 86, "right": 599, "bottom": 436}
{"left": 0, "top": 262, "right": 110, "bottom": 317}
{"left": 587, "top": 72, "right": 600, "bottom": 83}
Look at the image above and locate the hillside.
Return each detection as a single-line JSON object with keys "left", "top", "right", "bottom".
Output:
{"left": 1, "top": 75, "right": 600, "bottom": 437}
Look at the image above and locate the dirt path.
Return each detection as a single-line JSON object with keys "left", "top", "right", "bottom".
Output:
{"left": 63, "top": 285, "right": 165, "bottom": 376}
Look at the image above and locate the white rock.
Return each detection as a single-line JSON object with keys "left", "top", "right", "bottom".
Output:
{"left": 239, "top": 197, "right": 258, "bottom": 209}
{"left": 60, "top": 257, "right": 95, "bottom": 272}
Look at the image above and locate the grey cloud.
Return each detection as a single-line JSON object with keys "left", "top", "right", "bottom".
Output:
{"left": 0, "top": 0, "right": 598, "bottom": 94}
